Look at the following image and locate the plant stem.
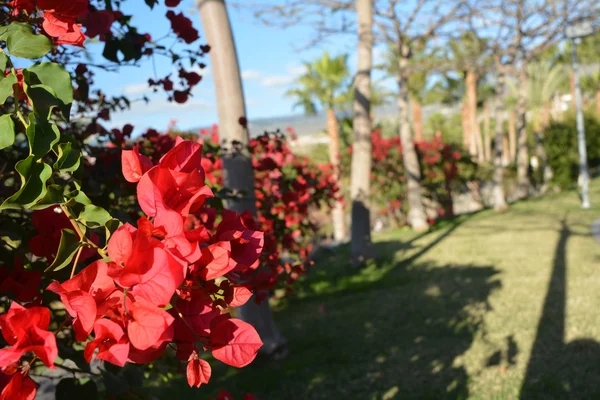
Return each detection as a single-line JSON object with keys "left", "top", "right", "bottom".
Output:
{"left": 70, "top": 246, "right": 83, "bottom": 279}
{"left": 59, "top": 204, "right": 107, "bottom": 257}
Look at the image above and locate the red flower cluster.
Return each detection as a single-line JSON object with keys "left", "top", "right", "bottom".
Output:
{"left": 352, "top": 130, "right": 467, "bottom": 224}
{"left": 0, "top": 140, "right": 264, "bottom": 396}
{"left": 166, "top": 11, "right": 199, "bottom": 44}
{"left": 38, "top": 0, "right": 88, "bottom": 46}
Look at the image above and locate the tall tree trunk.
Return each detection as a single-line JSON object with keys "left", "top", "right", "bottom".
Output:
{"left": 570, "top": 69, "right": 576, "bottom": 109}
{"left": 350, "top": 0, "right": 373, "bottom": 265}
{"left": 493, "top": 73, "right": 508, "bottom": 211}
{"left": 483, "top": 101, "right": 491, "bottom": 162}
{"left": 508, "top": 109, "right": 517, "bottom": 163}
{"left": 198, "top": 0, "right": 286, "bottom": 358}
{"left": 398, "top": 49, "right": 428, "bottom": 232}
{"left": 502, "top": 134, "right": 510, "bottom": 166}
{"left": 411, "top": 97, "right": 424, "bottom": 142}
{"left": 461, "top": 101, "right": 471, "bottom": 152}
{"left": 327, "top": 108, "right": 345, "bottom": 242}
{"left": 466, "top": 70, "right": 483, "bottom": 162}
{"left": 516, "top": 67, "right": 530, "bottom": 198}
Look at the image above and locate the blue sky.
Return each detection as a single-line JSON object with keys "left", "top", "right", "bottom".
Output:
{"left": 87, "top": 0, "right": 382, "bottom": 133}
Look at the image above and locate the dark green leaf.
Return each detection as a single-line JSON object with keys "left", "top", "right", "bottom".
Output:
{"left": 0, "top": 155, "right": 52, "bottom": 210}
{"left": 145, "top": 0, "right": 158, "bottom": 8}
{"left": 2, "top": 22, "right": 52, "bottom": 59}
{"left": 25, "top": 115, "right": 60, "bottom": 159}
{"left": 25, "top": 63, "right": 73, "bottom": 121}
{"left": 0, "top": 70, "right": 17, "bottom": 105}
{"left": 30, "top": 184, "right": 64, "bottom": 210}
{"left": 78, "top": 205, "right": 111, "bottom": 229}
{"left": 44, "top": 229, "right": 80, "bottom": 273}
{"left": 23, "top": 82, "right": 59, "bottom": 120}
{"left": 56, "top": 378, "right": 97, "bottom": 400}
{"left": 53, "top": 142, "right": 81, "bottom": 172}
{"left": 0, "top": 114, "right": 15, "bottom": 150}
{"left": 105, "top": 218, "right": 122, "bottom": 239}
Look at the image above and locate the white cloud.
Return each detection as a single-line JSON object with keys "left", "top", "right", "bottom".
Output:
{"left": 123, "top": 82, "right": 153, "bottom": 95}
{"left": 259, "top": 64, "right": 306, "bottom": 88}
{"left": 241, "top": 70, "right": 261, "bottom": 80}
{"left": 260, "top": 75, "right": 294, "bottom": 87}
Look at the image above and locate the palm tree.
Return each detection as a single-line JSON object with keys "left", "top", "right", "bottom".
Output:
{"left": 350, "top": 0, "right": 373, "bottom": 265}
{"left": 446, "top": 33, "right": 491, "bottom": 162}
{"left": 197, "top": 0, "right": 286, "bottom": 359}
{"left": 287, "top": 52, "right": 351, "bottom": 242}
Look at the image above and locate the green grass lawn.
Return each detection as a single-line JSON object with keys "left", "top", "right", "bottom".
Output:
{"left": 156, "top": 181, "right": 600, "bottom": 399}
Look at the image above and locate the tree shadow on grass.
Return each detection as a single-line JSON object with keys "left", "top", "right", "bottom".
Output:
{"left": 193, "top": 260, "right": 502, "bottom": 400}
{"left": 519, "top": 219, "right": 600, "bottom": 399}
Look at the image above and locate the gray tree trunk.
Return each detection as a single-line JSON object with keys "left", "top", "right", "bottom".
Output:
{"left": 493, "top": 73, "right": 508, "bottom": 211}
{"left": 516, "top": 66, "right": 530, "bottom": 198}
{"left": 326, "top": 108, "right": 346, "bottom": 242}
{"left": 398, "top": 49, "right": 428, "bottom": 232}
{"left": 197, "top": 0, "right": 286, "bottom": 359}
{"left": 350, "top": 0, "right": 373, "bottom": 265}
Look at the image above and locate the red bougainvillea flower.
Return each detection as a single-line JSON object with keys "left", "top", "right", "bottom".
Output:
{"left": 5, "top": 69, "right": 26, "bottom": 101}
{"left": 209, "top": 317, "right": 262, "bottom": 368}
{"left": 37, "top": 0, "right": 88, "bottom": 18}
{"left": 0, "top": 257, "right": 41, "bottom": 303}
{"left": 83, "top": 319, "right": 129, "bottom": 366}
{"left": 0, "top": 370, "right": 37, "bottom": 400}
{"left": 80, "top": 10, "right": 117, "bottom": 39}
{"left": 122, "top": 144, "right": 153, "bottom": 183}
{"left": 137, "top": 140, "right": 213, "bottom": 218}
{"left": 6, "top": 0, "right": 34, "bottom": 15}
{"left": 165, "top": 0, "right": 182, "bottom": 7}
{"left": 214, "top": 210, "right": 264, "bottom": 273}
{"left": 186, "top": 351, "right": 211, "bottom": 388}
{"left": 0, "top": 303, "right": 57, "bottom": 368}
{"left": 42, "top": 12, "right": 86, "bottom": 47}
{"left": 107, "top": 219, "right": 186, "bottom": 307}
{"left": 47, "top": 261, "right": 115, "bottom": 341}
{"left": 166, "top": 11, "right": 199, "bottom": 44}
{"left": 127, "top": 299, "right": 175, "bottom": 351}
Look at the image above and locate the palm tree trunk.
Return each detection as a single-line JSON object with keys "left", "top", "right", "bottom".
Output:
{"left": 411, "top": 97, "right": 424, "bottom": 142}
{"left": 466, "top": 70, "right": 482, "bottom": 161}
{"left": 493, "top": 73, "right": 507, "bottom": 211}
{"left": 398, "top": 49, "right": 428, "bottom": 232}
{"left": 198, "top": 0, "right": 286, "bottom": 358}
{"left": 350, "top": 0, "right": 373, "bottom": 265}
{"left": 508, "top": 109, "right": 516, "bottom": 163}
{"left": 483, "top": 101, "right": 491, "bottom": 162}
{"left": 327, "top": 108, "right": 346, "bottom": 242}
{"left": 461, "top": 101, "right": 471, "bottom": 152}
{"left": 516, "top": 67, "right": 530, "bottom": 198}
{"left": 502, "top": 134, "right": 510, "bottom": 166}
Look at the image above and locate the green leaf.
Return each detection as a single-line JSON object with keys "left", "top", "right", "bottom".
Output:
{"left": 44, "top": 229, "right": 80, "bottom": 273}
{"left": 0, "top": 70, "right": 17, "bottom": 105}
{"left": 1, "top": 22, "right": 52, "bottom": 59}
{"left": 78, "top": 205, "right": 112, "bottom": 229}
{"left": 25, "top": 115, "right": 60, "bottom": 159}
{"left": 23, "top": 81, "right": 59, "bottom": 120}
{"left": 0, "top": 155, "right": 52, "bottom": 210}
{"left": 25, "top": 63, "right": 73, "bottom": 121}
{"left": 53, "top": 142, "right": 81, "bottom": 172}
{"left": 30, "top": 184, "right": 64, "bottom": 210}
{"left": 105, "top": 218, "right": 122, "bottom": 239}
{"left": 0, "top": 114, "right": 15, "bottom": 150}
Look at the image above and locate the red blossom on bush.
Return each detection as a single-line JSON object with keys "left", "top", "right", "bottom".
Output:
{"left": 166, "top": 11, "right": 199, "bottom": 44}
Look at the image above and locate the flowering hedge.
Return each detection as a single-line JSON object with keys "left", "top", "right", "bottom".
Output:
{"left": 353, "top": 130, "right": 471, "bottom": 226}
{"left": 0, "top": 1, "right": 264, "bottom": 398}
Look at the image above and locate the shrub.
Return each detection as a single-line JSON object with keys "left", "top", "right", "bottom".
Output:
{"left": 543, "top": 114, "right": 600, "bottom": 189}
